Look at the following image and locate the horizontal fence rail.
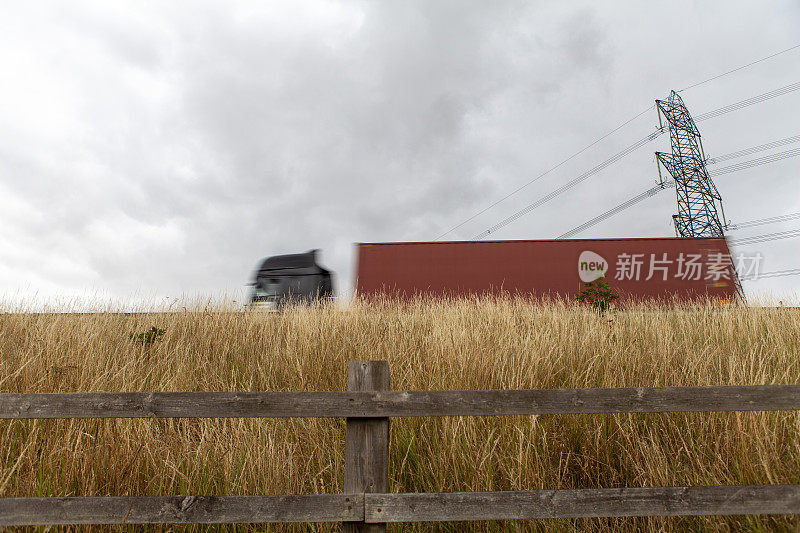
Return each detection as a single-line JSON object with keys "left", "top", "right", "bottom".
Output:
{"left": 3, "top": 361, "right": 800, "bottom": 528}
{"left": 364, "top": 485, "right": 800, "bottom": 522}
{"left": 0, "top": 495, "right": 363, "bottom": 526}
{"left": 3, "top": 486, "right": 800, "bottom": 526}
{"left": 3, "top": 384, "right": 800, "bottom": 419}
{"left": 366, "top": 485, "right": 800, "bottom": 522}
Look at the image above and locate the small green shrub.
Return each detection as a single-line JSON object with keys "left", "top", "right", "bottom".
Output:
{"left": 575, "top": 276, "right": 619, "bottom": 312}
{"left": 130, "top": 326, "right": 166, "bottom": 346}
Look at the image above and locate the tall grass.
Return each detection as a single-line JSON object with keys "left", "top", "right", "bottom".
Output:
{"left": 1, "top": 297, "right": 799, "bottom": 531}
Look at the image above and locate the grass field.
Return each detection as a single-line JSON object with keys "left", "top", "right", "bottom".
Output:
{"left": 2, "top": 297, "right": 800, "bottom": 531}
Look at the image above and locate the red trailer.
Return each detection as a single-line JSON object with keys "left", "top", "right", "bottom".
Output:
{"left": 356, "top": 237, "right": 740, "bottom": 303}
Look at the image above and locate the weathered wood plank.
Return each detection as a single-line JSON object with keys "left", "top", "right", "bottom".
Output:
{"left": 0, "top": 391, "right": 359, "bottom": 419}
{"left": 0, "top": 495, "right": 363, "bottom": 525}
{"left": 343, "top": 361, "right": 390, "bottom": 533}
{"left": 2, "top": 384, "right": 800, "bottom": 419}
{"left": 368, "top": 385, "right": 800, "bottom": 417}
{"left": 365, "top": 486, "right": 800, "bottom": 522}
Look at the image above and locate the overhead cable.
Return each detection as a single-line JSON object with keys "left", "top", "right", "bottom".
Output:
{"left": 707, "top": 134, "right": 800, "bottom": 164}
{"left": 729, "top": 228, "right": 800, "bottom": 247}
{"left": 558, "top": 147, "right": 800, "bottom": 239}
{"left": 727, "top": 211, "right": 800, "bottom": 230}
{"left": 557, "top": 182, "right": 672, "bottom": 239}
{"left": 695, "top": 81, "right": 800, "bottom": 122}
{"left": 471, "top": 130, "right": 661, "bottom": 240}
{"left": 434, "top": 105, "right": 656, "bottom": 240}
{"left": 707, "top": 147, "right": 800, "bottom": 177}
{"left": 741, "top": 268, "right": 800, "bottom": 281}
{"left": 679, "top": 43, "right": 800, "bottom": 92}
{"left": 475, "top": 83, "right": 800, "bottom": 240}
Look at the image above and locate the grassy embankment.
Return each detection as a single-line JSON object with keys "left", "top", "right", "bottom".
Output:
{"left": 1, "top": 298, "right": 799, "bottom": 531}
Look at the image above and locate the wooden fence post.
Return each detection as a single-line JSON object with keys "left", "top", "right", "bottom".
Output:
{"left": 344, "top": 361, "right": 390, "bottom": 532}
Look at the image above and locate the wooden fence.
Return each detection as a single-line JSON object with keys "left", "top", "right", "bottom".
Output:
{"left": 2, "top": 360, "right": 800, "bottom": 528}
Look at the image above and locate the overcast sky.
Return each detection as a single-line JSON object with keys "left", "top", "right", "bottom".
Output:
{"left": 1, "top": 1, "right": 798, "bottom": 307}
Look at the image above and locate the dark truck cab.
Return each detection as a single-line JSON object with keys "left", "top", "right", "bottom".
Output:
{"left": 249, "top": 249, "right": 334, "bottom": 310}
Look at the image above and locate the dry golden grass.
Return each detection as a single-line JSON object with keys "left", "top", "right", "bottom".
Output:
{"left": 2, "top": 297, "right": 800, "bottom": 532}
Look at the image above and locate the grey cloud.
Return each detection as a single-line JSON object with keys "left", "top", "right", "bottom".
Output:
{"left": 0, "top": 1, "right": 798, "bottom": 303}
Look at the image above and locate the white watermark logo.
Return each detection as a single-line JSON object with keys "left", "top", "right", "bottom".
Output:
{"left": 578, "top": 250, "right": 764, "bottom": 283}
{"left": 578, "top": 251, "right": 608, "bottom": 282}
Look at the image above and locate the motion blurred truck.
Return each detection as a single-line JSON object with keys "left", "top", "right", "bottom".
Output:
{"left": 250, "top": 237, "right": 739, "bottom": 309}
{"left": 249, "top": 250, "right": 334, "bottom": 310}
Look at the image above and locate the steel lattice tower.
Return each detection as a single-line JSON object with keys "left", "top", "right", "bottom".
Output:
{"left": 655, "top": 91, "right": 744, "bottom": 301}
{"left": 655, "top": 90, "right": 727, "bottom": 237}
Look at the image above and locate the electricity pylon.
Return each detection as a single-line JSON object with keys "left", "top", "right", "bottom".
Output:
{"left": 655, "top": 91, "right": 744, "bottom": 301}
{"left": 655, "top": 90, "right": 727, "bottom": 237}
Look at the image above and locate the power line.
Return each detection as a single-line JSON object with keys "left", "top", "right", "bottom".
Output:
{"left": 557, "top": 182, "right": 671, "bottom": 239}
{"left": 728, "top": 211, "right": 800, "bottom": 230}
{"left": 741, "top": 267, "right": 800, "bottom": 281}
{"left": 679, "top": 43, "right": 800, "bottom": 92}
{"left": 556, "top": 148, "right": 800, "bottom": 239}
{"left": 557, "top": 182, "right": 670, "bottom": 239}
{"left": 471, "top": 130, "right": 661, "bottom": 240}
{"left": 474, "top": 82, "right": 800, "bottom": 241}
{"left": 695, "top": 81, "right": 800, "bottom": 122}
{"left": 708, "top": 134, "right": 800, "bottom": 164}
{"left": 730, "top": 228, "right": 800, "bottom": 247}
{"left": 434, "top": 105, "right": 655, "bottom": 240}
{"left": 707, "top": 147, "right": 800, "bottom": 177}
{"left": 443, "top": 78, "right": 800, "bottom": 242}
